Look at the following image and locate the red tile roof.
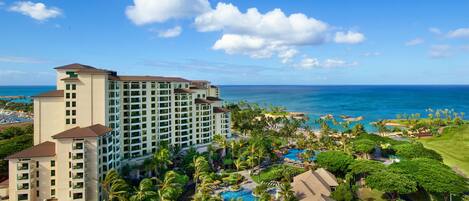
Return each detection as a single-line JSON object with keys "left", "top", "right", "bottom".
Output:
{"left": 207, "top": 96, "right": 222, "bottom": 101}
{"left": 6, "top": 141, "right": 55, "bottom": 159}
{"left": 52, "top": 124, "right": 112, "bottom": 139}
{"left": 213, "top": 107, "right": 230, "bottom": 113}
{"left": 116, "top": 76, "right": 190, "bottom": 82}
{"left": 33, "top": 90, "right": 64, "bottom": 98}
{"left": 174, "top": 88, "right": 193, "bottom": 93}
{"left": 195, "top": 98, "right": 213, "bottom": 104}
{"left": 55, "top": 63, "right": 111, "bottom": 74}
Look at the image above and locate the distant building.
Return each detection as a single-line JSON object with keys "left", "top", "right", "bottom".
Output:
{"left": 291, "top": 168, "right": 339, "bottom": 201}
{"left": 5, "top": 63, "right": 231, "bottom": 201}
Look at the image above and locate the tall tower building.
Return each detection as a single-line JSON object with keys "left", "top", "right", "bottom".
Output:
{"left": 6, "top": 64, "right": 231, "bottom": 201}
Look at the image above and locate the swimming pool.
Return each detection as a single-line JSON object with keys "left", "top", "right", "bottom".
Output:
{"left": 284, "top": 149, "right": 317, "bottom": 162}
{"left": 220, "top": 188, "right": 258, "bottom": 201}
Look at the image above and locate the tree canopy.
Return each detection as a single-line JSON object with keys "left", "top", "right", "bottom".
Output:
{"left": 390, "top": 158, "right": 467, "bottom": 199}
{"left": 392, "top": 143, "right": 442, "bottom": 161}
{"left": 366, "top": 169, "right": 417, "bottom": 200}
{"left": 316, "top": 151, "right": 354, "bottom": 176}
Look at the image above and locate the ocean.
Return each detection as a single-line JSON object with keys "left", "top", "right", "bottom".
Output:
{"left": 2, "top": 85, "right": 469, "bottom": 129}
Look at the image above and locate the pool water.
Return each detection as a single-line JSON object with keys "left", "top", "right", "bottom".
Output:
{"left": 220, "top": 189, "right": 258, "bottom": 201}
{"left": 284, "top": 149, "right": 317, "bottom": 162}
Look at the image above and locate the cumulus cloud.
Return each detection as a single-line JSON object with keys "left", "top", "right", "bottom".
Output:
{"left": 447, "top": 28, "right": 469, "bottom": 39}
{"left": 194, "top": 3, "right": 334, "bottom": 61}
{"left": 126, "top": 0, "right": 210, "bottom": 25}
{"left": 9, "top": 1, "right": 61, "bottom": 21}
{"left": 429, "top": 45, "right": 452, "bottom": 58}
{"left": 334, "top": 31, "right": 365, "bottom": 44}
{"left": 405, "top": 38, "right": 424, "bottom": 46}
{"left": 157, "top": 26, "right": 182, "bottom": 38}
{"left": 295, "top": 57, "right": 356, "bottom": 69}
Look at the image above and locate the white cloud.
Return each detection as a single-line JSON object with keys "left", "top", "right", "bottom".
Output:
{"left": 405, "top": 38, "right": 424, "bottom": 46}
{"left": 295, "top": 57, "right": 356, "bottom": 69}
{"left": 447, "top": 28, "right": 469, "bottom": 39}
{"left": 429, "top": 27, "right": 442, "bottom": 35}
{"left": 429, "top": 45, "right": 451, "bottom": 58}
{"left": 126, "top": 0, "right": 210, "bottom": 25}
{"left": 157, "top": 26, "right": 182, "bottom": 38}
{"left": 334, "top": 31, "right": 365, "bottom": 44}
{"left": 296, "top": 57, "right": 320, "bottom": 69}
{"left": 362, "top": 52, "right": 381, "bottom": 57}
{"left": 278, "top": 49, "right": 298, "bottom": 64}
{"left": 9, "top": 1, "right": 61, "bottom": 21}
{"left": 195, "top": 3, "right": 333, "bottom": 61}
{"left": 0, "top": 56, "right": 46, "bottom": 63}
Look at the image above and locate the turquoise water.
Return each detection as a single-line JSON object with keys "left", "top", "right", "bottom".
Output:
{"left": 220, "top": 189, "right": 257, "bottom": 201}
{"left": 220, "top": 85, "right": 469, "bottom": 130}
{"left": 1, "top": 85, "right": 469, "bottom": 128}
{"left": 0, "top": 86, "right": 55, "bottom": 102}
{"left": 284, "top": 149, "right": 317, "bottom": 162}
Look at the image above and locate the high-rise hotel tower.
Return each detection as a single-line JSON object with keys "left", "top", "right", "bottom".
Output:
{"left": 5, "top": 63, "right": 231, "bottom": 201}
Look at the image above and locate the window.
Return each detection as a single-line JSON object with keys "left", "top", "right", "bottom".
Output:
{"left": 66, "top": 119, "right": 70, "bottom": 124}
{"left": 66, "top": 102, "right": 70, "bottom": 107}
{"left": 51, "top": 160, "right": 55, "bottom": 167}
{"left": 72, "top": 93, "right": 76, "bottom": 99}
{"left": 66, "top": 84, "right": 70, "bottom": 90}
{"left": 71, "top": 84, "right": 76, "bottom": 90}
{"left": 66, "top": 110, "right": 70, "bottom": 116}
{"left": 72, "top": 119, "right": 76, "bottom": 124}
{"left": 51, "top": 179, "right": 55, "bottom": 186}
{"left": 51, "top": 189, "right": 55, "bottom": 196}
{"left": 51, "top": 170, "right": 55, "bottom": 177}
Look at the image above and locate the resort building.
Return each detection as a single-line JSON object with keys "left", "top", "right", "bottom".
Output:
{"left": 5, "top": 63, "right": 231, "bottom": 201}
{"left": 291, "top": 168, "right": 338, "bottom": 201}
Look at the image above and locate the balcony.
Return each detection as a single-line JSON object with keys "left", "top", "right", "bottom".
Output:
{"left": 73, "top": 164, "right": 84, "bottom": 170}
{"left": 73, "top": 183, "right": 84, "bottom": 189}
{"left": 17, "top": 174, "right": 29, "bottom": 180}
{"left": 17, "top": 184, "right": 29, "bottom": 190}
{"left": 73, "top": 153, "right": 84, "bottom": 160}
{"left": 73, "top": 145, "right": 84, "bottom": 150}
{"left": 17, "top": 164, "right": 29, "bottom": 171}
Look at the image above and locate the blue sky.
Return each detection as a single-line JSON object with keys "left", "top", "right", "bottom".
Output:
{"left": 0, "top": 0, "right": 469, "bottom": 85}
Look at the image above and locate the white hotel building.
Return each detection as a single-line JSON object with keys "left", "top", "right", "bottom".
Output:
{"left": 4, "top": 63, "right": 231, "bottom": 201}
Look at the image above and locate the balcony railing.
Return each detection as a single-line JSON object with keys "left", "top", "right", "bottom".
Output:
{"left": 17, "top": 184, "right": 29, "bottom": 190}
{"left": 17, "top": 174, "right": 29, "bottom": 180}
{"left": 17, "top": 164, "right": 28, "bottom": 170}
{"left": 73, "top": 165, "right": 84, "bottom": 170}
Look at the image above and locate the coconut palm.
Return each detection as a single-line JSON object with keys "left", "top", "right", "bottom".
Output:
{"left": 158, "top": 171, "right": 184, "bottom": 201}
{"left": 193, "top": 156, "right": 210, "bottom": 188}
{"left": 101, "top": 169, "right": 129, "bottom": 201}
{"left": 213, "top": 134, "right": 228, "bottom": 157}
{"left": 130, "top": 178, "right": 157, "bottom": 201}
{"left": 279, "top": 182, "right": 296, "bottom": 201}
{"left": 153, "top": 148, "right": 172, "bottom": 176}
{"left": 234, "top": 158, "right": 245, "bottom": 171}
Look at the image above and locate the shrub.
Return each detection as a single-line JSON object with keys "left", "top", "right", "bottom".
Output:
{"left": 251, "top": 164, "right": 305, "bottom": 183}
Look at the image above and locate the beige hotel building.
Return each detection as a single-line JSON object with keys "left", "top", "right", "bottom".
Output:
{"left": 4, "top": 63, "right": 231, "bottom": 201}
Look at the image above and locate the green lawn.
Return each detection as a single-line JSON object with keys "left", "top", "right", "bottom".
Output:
{"left": 418, "top": 124, "right": 469, "bottom": 177}
{"left": 357, "top": 188, "right": 386, "bottom": 201}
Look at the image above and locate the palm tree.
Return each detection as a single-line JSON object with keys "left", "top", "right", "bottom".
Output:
{"left": 247, "top": 155, "right": 257, "bottom": 171}
{"left": 158, "top": 171, "right": 183, "bottom": 201}
{"left": 130, "top": 178, "right": 157, "bottom": 201}
{"left": 153, "top": 148, "right": 172, "bottom": 177}
{"left": 279, "top": 182, "right": 296, "bottom": 201}
{"left": 193, "top": 156, "right": 209, "bottom": 188}
{"left": 234, "top": 158, "right": 245, "bottom": 171}
{"left": 101, "top": 169, "right": 129, "bottom": 201}
{"left": 374, "top": 120, "right": 388, "bottom": 136}
{"left": 213, "top": 134, "right": 228, "bottom": 157}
